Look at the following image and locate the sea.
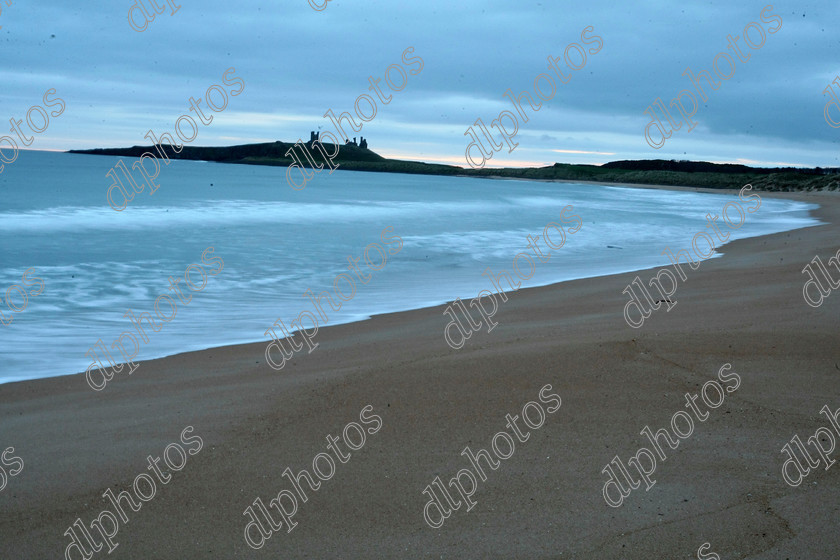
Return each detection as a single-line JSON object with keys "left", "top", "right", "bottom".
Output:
{"left": 0, "top": 150, "right": 821, "bottom": 385}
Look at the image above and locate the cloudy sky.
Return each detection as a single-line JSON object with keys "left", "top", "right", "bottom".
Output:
{"left": 2, "top": 0, "right": 837, "bottom": 168}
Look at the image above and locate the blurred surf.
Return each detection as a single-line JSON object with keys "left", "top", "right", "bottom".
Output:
{"left": 0, "top": 151, "right": 820, "bottom": 384}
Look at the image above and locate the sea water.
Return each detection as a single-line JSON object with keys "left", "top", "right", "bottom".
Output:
{"left": 0, "top": 150, "right": 820, "bottom": 384}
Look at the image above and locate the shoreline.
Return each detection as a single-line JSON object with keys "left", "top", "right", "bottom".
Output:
{"left": 0, "top": 181, "right": 828, "bottom": 388}
{"left": 3, "top": 183, "right": 839, "bottom": 558}
{"left": 0, "top": 181, "right": 826, "bottom": 388}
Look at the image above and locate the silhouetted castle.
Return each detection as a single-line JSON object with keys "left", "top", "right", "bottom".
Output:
{"left": 309, "top": 131, "right": 367, "bottom": 150}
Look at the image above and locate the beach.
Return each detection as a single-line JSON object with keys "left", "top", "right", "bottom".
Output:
{"left": 1, "top": 185, "right": 839, "bottom": 559}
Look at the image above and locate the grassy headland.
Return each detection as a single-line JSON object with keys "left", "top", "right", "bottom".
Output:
{"left": 69, "top": 142, "right": 840, "bottom": 192}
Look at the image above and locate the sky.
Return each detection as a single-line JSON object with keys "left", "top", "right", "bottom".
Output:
{"left": 1, "top": 0, "right": 838, "bottom": 169}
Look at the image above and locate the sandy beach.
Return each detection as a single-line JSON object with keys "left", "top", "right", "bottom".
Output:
{"left": 2, "top": 184, "right": 839, "bottom": 559}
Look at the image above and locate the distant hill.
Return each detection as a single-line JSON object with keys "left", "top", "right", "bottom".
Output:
{"left": 68, "top": 142, "right": 840, "bottom": 192}
{"left": 600, "top": 159, "right": 830, "bottom": 176}
{"left": 70, "top": 140, "right": 387, "bottom": 165}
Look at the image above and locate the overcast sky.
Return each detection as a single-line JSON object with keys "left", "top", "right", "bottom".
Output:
{"left": 2, "top": 0, "right": 837, "bottom": 168}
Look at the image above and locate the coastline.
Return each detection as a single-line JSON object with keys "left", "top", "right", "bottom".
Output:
{"left": 2, "top": 184, "right": 839, "bottom": 558}
{"left": 67, "top": 144, "right": 840, "bottom": 192}
{"left": 0, "top": 177, "right": 821, "bottom": 388}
